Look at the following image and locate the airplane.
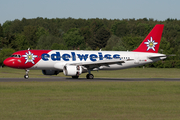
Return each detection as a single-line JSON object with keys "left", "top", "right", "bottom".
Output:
{"left": 3, "top": 24, "right": 167, "bottom": 79}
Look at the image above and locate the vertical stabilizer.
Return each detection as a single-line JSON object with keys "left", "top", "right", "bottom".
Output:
{"left": 133, "top": 24, "right": 164, "bottom": 53}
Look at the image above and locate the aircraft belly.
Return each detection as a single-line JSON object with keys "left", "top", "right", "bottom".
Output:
{"left": 31, "top": 60, "right": 57, "bottom": 70}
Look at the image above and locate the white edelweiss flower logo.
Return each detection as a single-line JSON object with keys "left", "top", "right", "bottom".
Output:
{"left": 22, "top": 51, "right": 38, "bottom": 64}
{"left": 144, "top": 37, "right": 158, "bottom": 51}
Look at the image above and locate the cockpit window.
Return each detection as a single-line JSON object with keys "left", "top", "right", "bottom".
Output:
{"left": 10, "top": 55, "right": 21, "bottom": 58}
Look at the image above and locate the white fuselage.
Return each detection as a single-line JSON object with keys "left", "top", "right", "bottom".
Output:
{"left": 30, "top": 50, "right": 166, "bottom": 71}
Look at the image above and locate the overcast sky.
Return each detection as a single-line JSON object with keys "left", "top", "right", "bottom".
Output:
{"left": 0, "top": 0, "right": 179, "bottom": 24}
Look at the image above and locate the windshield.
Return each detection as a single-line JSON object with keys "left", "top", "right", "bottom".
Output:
{"left": 10, "top": 55, "right": 21, "bottom": 58}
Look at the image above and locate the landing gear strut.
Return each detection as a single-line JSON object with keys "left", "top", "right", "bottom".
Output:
{"left": 86, "top": 70, "right": 94, "bottom": 79}
{"left": 24, "top": 69, "right": 29, "bottom": 79}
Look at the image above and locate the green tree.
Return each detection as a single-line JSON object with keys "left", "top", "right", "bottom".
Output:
{"left": 37, "top": 35, "right": 64, "bottom": 49}
{"left": 23, "top": 25, "right": 38, "bottom": 49}
{"left": 63, "top": 28, "right": 84, "bottom": 49}
{"left": 159, "top": 37, "right": 174, "bottom": 54}
{"left": 80, "top": 26, "right": 92, "bottom": 46}
{"left": 0, "top": 24, "right": 3, "bottom": 37}
{"left": 50, "top": 43, "right": 68, "bottom": 50}
{"left": 136, "top": 23, "right": 153, "bottom": 37}
{"left": 0, "top": 33, "right": 15, "bottom": 49}
{"left": 61, "top": 18, "right": 76, "bottom": 32}
{"left": 2, "top": 20, "right": 12, "bottom": 34}
{"left": 13, "top": 34, "right": 29, "bottom": 50}
{"left": 36, "top": 26, "right": 49, "bottom": 39}
{"left": 111, "top": 21, "right": 128, "bottom": 37}
{"left": 87, "top": 20, "right": 104, "bottom": 49}
{"left": 92, "top": 27, "right": 111, "bottom": 49}
{"left": 104, "top": 35, "right": 126, "bottom": 51}
{"left": 0, "top": 48, "right": 15, "bottom": 66}
{"left": 122, "top": 36, "right": 143, "bottom": 51}
{"left": 9, "top": 19, "right": 23, "bottom": 34}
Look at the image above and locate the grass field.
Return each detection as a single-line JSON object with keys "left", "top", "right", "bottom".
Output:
{"left": 1, "top": 81, "right": 180, "bottom": 120}
{"left": 0, "top": 67, "right": 180, "bottom": 120}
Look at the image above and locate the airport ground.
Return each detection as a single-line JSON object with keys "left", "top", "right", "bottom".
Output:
{"left": 0, "top": 67, "right": 180, "bottom": 120}
{"left": 0, "top": 67, "right": 180, "bottom": 78}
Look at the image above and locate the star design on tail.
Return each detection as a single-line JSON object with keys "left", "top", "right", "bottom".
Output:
{"left": 144, "top": 37, "right": 158, "bottom": 51}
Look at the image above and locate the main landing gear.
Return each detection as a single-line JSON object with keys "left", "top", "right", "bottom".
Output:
{"left": 71, "top": 70, "right": 94, "bottom": 79}
{"left": 86, "top": 70, "right": 94, "bottom": 79}
{"left": 71, "top": 74, "right": 94, "bottom": 79}
{"left": 86, "top": 74, "right": 94, "bottom": 79}
{"left": 24, "top": 69, "right": 29, "bottom": 79}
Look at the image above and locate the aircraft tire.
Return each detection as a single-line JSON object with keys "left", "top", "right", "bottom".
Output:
{"left": 24, "top": 75, "right": 29, "bottom": 79}
{"left": 86, "top": 74, "right": 90, "bottom": 79}
{"left": 86, "top": 74, "right": 94, "bottom": 79}
{"left": 89, "top": 74, "right": 94, "bottom": 79}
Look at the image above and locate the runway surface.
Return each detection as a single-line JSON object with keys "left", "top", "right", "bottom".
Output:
{"left": 0, "top": 77, "right": 180, "bottom": 82}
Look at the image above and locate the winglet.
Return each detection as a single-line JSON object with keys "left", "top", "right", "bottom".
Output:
{"left": 133, "top": 24, "right": 164, "bottom": 53}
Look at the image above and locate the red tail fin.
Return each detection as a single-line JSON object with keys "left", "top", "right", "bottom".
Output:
{"left": 133, "top": 24, "right": 164, "bottom": 53}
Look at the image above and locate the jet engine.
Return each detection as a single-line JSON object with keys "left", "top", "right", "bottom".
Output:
{"left": 63, "top": 65, "right": 82, "bottom": 76}
{"left": 42, "top": 70, "right": 60, "bottom": 75}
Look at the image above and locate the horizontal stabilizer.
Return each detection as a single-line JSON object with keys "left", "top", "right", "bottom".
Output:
{"left": 148, "top": 54, "right": 166, "bottom": 59}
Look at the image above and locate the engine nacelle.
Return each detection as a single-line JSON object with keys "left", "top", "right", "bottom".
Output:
{"left": 63, "top": 65, "right": 82, "bottom": 76}
{"left": 42, "top": 70, "right": 60, "bottom": 75}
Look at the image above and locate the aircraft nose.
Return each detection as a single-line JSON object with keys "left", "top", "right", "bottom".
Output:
{"left": 3, "top": 58, "right": 19, "bottom": 68}
{"left": 3, "top": 58, "right": 10, "bottom": 66}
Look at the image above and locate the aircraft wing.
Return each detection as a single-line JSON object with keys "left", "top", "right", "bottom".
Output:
{"left": 69, "top": 59, "right": 133, "bottom": 66}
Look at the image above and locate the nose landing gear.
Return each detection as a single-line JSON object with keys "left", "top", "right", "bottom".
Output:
{"left": 24, "top": 69, "right": 29, "bottom": 79}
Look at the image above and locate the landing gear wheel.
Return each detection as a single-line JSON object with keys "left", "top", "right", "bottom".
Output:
{"left": 24, "top": 69, "right": 29, "bottom": 79}
{"left": 89, "top": 74, "right": 94, "bottom": 79}
{"left": 72, "top": 76, "right": 79, "bottom": 79}
{"left": 86, "top": 74, "right": 94, "bottom": 79}
{"left": 24, "top": 75, "right": 29, "bottom": 79}
{"left": 86, "top": 74, "right": 89, "bottom": 79}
